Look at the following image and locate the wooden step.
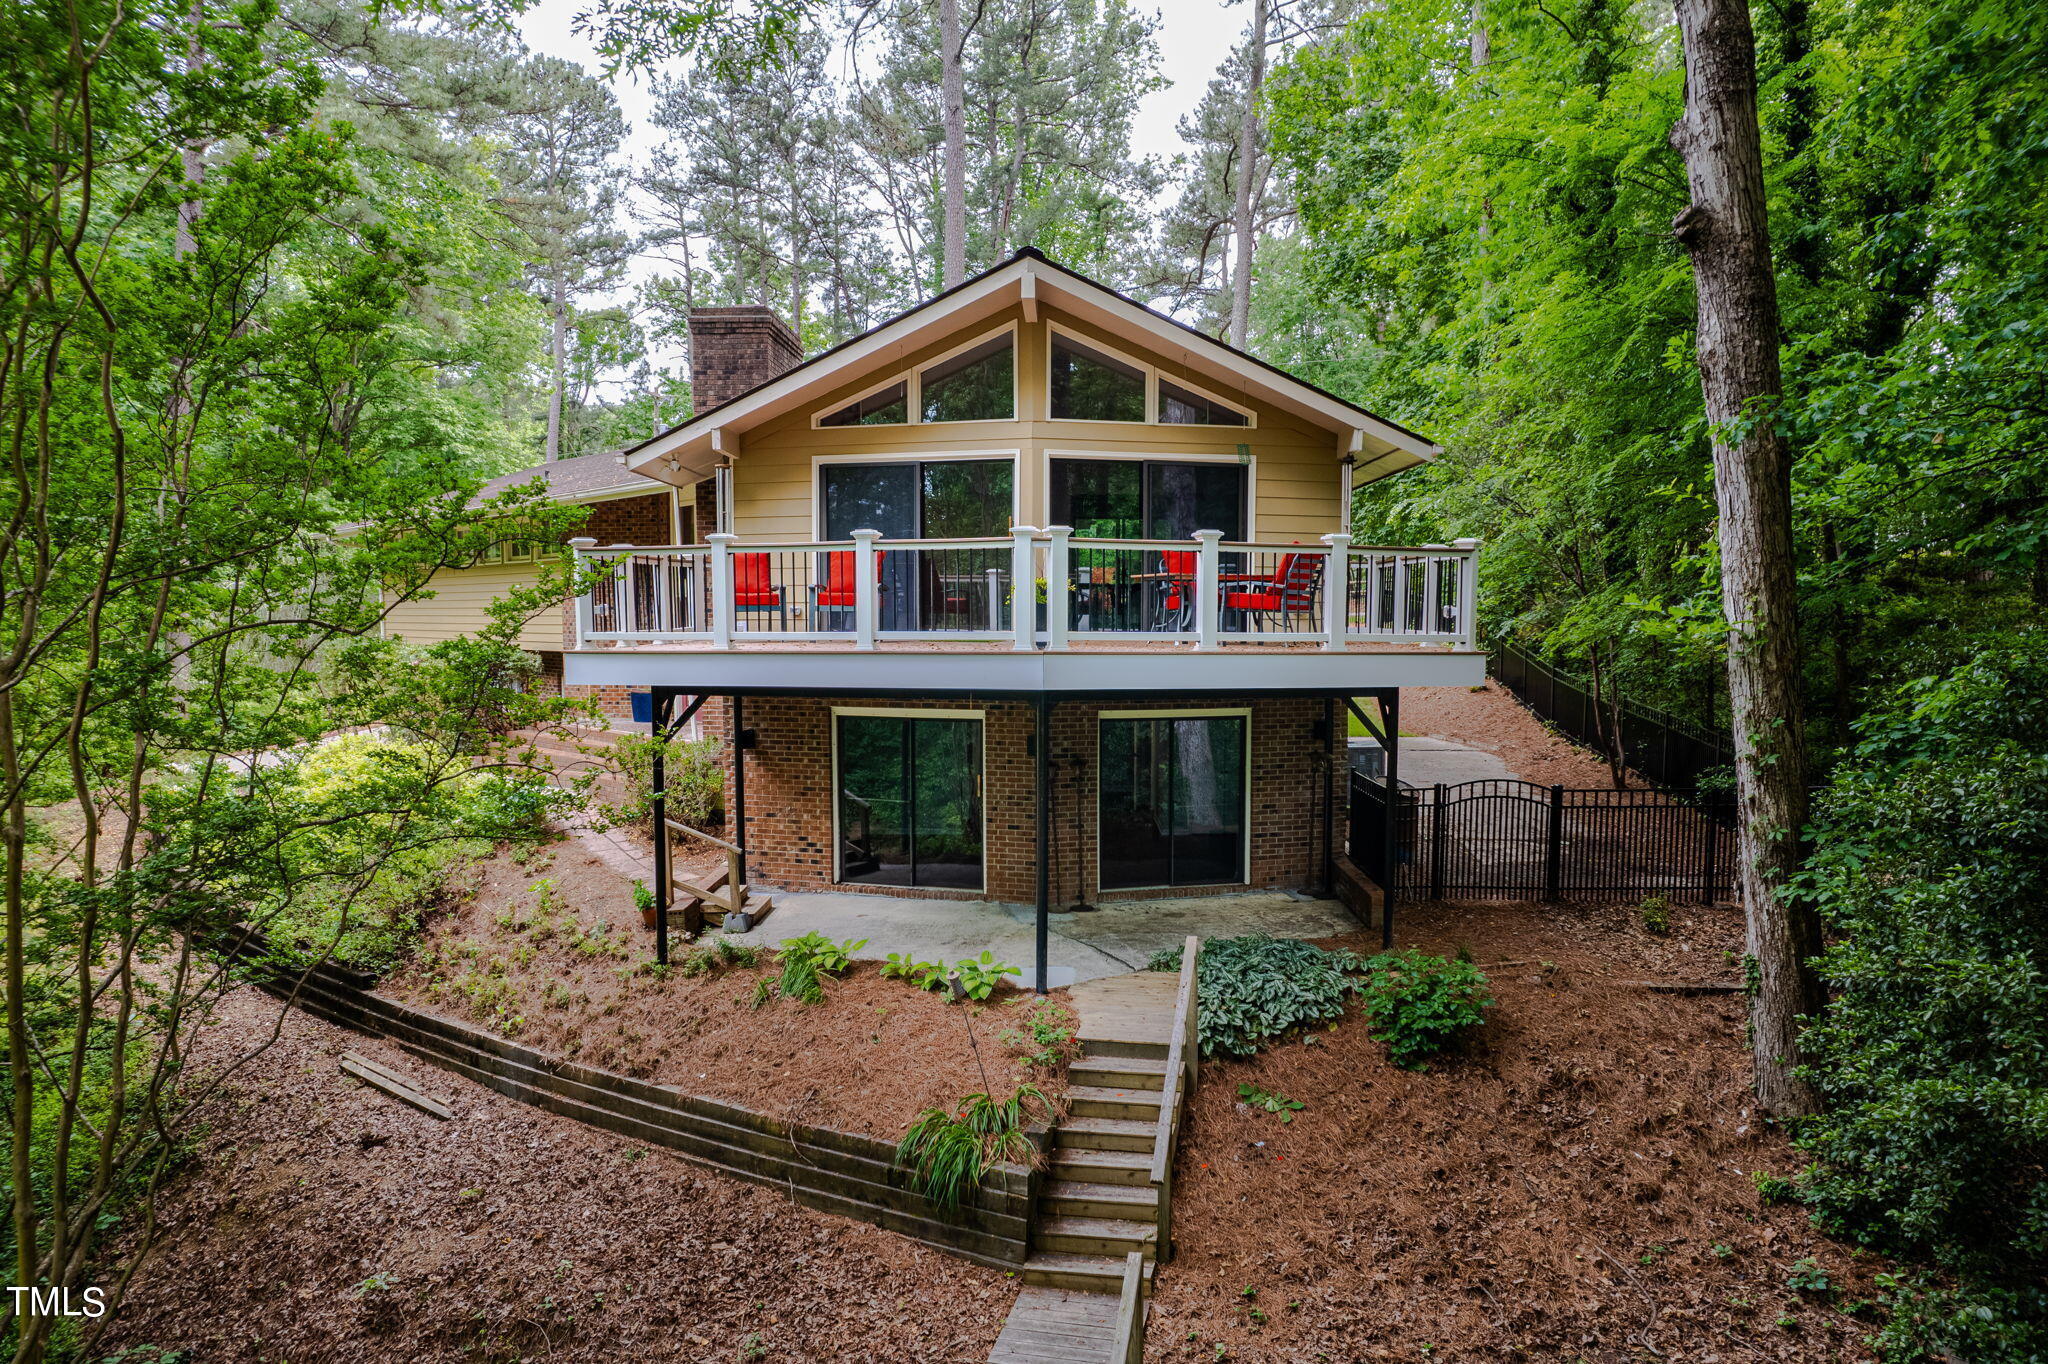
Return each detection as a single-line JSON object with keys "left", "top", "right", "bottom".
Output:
{"left": 1036, "top": 1214, "right": 1158, "bottom": 1260}
{"left": 1076, "top": 1037, "right": 1171, "bottom": 1062}
{"left": 1021, "top": 1252, "right": 1155, "bottom": 1293}
{"left": 1041, "top": 1179, "right": 1160, "bottom": 1221}
{"left": 1066, "top": 1084, "right": 1165, "bottom": 1122}
{"left": 1049, "top": 1147, "right": 1155, "bottom": 1188}
{"left": 989, "top": 1284, "right": 1126, "bottom": 1363}
{"left": 1069, "top": 1054, "right": 1169, "bottom": 1091}
{"left": 1054, "top": 1116, "right": 1157, "bottom": 1153}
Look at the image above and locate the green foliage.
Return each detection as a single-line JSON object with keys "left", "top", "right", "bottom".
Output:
{"left": 1355, "top": 950, "right": 1494, "bottom": 1071}
{"left": 881, "top": 952, "right": 946, "bottom": 991}
{"left": 1150, "top": 934, "right": 1365, "bottom": 1059}
{"left": 1752, "top": 1171, "right": 1798, "bottom": 1207}
{"left": 631, "top": 880, "right": 655, "bottom": 913}
{"left": 1638, "top": 895, "right": 1671, "bottom": 936}
{"left": 763, "top": 932, "right": 866, "bottom": 1004}
{"left": 1236, "top": 1083, "right": 1305, "bottom": 1124}
{"left": 1794, "top": 633, "right": 2048, "bottom": 1354}
{"left": 1002, "top": 1000, "right": 1078, "bottom": 1070}
{"left": 602, "top": 731, "right": 725, "bottom": 832}
{"left": 1786, "top": 1258, "right": 1832, "bottom": 1296}
{"left": 951, "top": 951, "right": 1021, "bottom": 1001}
{"left": 895, "top": 1084, "right": 1053, "bottom": 1211}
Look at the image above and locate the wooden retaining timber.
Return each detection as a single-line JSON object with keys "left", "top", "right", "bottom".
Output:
{"left": 222, "top": 938, "right": 1035, "bottom": 1268}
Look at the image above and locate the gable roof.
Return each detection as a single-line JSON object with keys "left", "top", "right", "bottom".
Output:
{"left": 476, "top": 450, "right": 665, "bottom": 505}
{"left": 625, "top": 248, "right": 1439, "bottom": 485}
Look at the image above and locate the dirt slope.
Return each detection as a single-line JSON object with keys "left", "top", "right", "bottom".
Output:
{"left": 97, "top": 988, "right": 1018, "bottom": 1364}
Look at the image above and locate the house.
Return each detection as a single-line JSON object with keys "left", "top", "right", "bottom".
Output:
{"left": 561, "top": 250, "right": 1482, "bottom": 986}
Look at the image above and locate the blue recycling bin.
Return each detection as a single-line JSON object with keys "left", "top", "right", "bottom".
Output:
{"left": 629, "top": 691, "right": 653, "bottom": 724}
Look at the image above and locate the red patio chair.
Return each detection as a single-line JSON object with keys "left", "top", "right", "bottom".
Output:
{"left": 1223, "top": 553, "right": 1323, "bottom": 632}
{"left": 809, "top": 549, "right": 880, "bottom": 630}
{"left": 1156, "top": 549, "right": 1197, "bottom": 628}
{"left": 732, "top": 552, "right": 787, "bottom": 629}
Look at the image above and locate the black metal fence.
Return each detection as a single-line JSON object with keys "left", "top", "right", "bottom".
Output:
{"left": 1349, "top": 771, "right": 1736, "bottom": 904}
{"left": 1491, "top": 641, "right": 1734, "bottom": 790}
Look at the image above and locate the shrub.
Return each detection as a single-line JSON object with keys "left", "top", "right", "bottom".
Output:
{"left": 895, "top": 1084, "right": 1053, "bottom": 1210}
{"left": 1151, "top": 934, "right": 1366, "bottom": 1058}
{"left": 952, "top": 951, "right": 1021, "bottom": 1001}
{"left": 1638, "top": 894, "right": 1671, "bottom": 935}
{"left": 1355, "top": 950, "right": 1493, "bottom": 1069}
{"left": 1794, "top": 633, "right": 2048, "bottom": 1355}
{"left": 759, "top": 932, "right": 866, "bottom": 1005}
{"left": 881, "top": 952, "right": 945, "bottom": 991}
{"left": 605, "top": 732, "right": 724, "bottom": 831}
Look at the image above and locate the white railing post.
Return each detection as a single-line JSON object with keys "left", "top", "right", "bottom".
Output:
{"left": 1453, "top": 537, "right": 1481, "bottom": 649}
{"left": 1319, "top": 532, "right": 1350, "bottom": 651}
{"left": 1393, "top": 552, "right": 1412, "bottom": 636}
{"left": 707, "top": 532, "right": 736, "bottom": 649}
{"left": 1043, "top": 525, "right": 1071, "bottom": 651}
{"left": 851, "top": 528, "right": 880, "bottom": 650}
{"left": 566, "top": 537, "right": 597, "bottom": 646}
{"left": 1423, "top": 547, "right": 1445, "bottom": 640}
{"left": 607, "top": 544, "right": 636, "bottom": 641}
{"left": 1194, "top": 529, "right": 1222, "bottom": 651}
{"left": 1009, "top": 524, "right": 1039, "bottom": 651}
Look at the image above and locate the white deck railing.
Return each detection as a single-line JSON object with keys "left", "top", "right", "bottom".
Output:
{"left": 568, "top": 527, "right": 1479, "bottom": 652}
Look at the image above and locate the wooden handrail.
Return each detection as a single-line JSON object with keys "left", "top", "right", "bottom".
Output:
{"left": 1150, "top": 934, "right": 1200, "bottom": 1186}
{"left": 664, "top": 818, "right": 740, "bottom": 855}
{"left": 1109, "top": 1249, "right": 1147, "bottom": 1364}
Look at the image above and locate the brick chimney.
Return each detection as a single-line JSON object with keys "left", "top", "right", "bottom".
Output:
{"left": 688, "top": 305, "right": 801, "bottom": 414}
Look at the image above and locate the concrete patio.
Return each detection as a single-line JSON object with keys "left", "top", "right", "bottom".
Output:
{"left": 719, "top": 888, "right": 1362, "bottom": 987}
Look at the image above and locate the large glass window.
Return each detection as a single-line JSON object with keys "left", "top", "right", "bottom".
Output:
{"left": 1050, "top": 334, "right": 1146, "bottom": 422}
{"left": 920, "top": 335, "right": 1014, "bottom": 422}
{"left": 820, "top": 459, "right": 1014, "bottom": 630}
{"left": 1049, "top": 459, "right": 1247, "bottom": 541}
{"left": 1098, "top": 714, "right": 1247, "bottom": 889}
{"left": 819, "top": 380, "right": 908, "bottom": 427}
{"left": 837, "top": 714, "right": 984, "bottom": 889}
{"left": 1159, "top": 378, "right": 1248, "bottom": 426}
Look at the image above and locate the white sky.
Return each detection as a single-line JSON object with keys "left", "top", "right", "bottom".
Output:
{"left": 511, "top": 0, "right": 1244, "bottom": 373}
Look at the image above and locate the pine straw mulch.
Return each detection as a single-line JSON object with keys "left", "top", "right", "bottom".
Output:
{"left": 1143, "top": 899, "right": 1885, "bottom": 1363}
{"left": 374, "top": 836, "right": 1067, "bottom": 1144}
{"left": 94, "top": 987, "right": 1020, "bottom": 1364}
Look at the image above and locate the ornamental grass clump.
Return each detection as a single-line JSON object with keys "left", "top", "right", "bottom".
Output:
{"left": 896, "top": 1084, "right": 1054, "bottom": 1211}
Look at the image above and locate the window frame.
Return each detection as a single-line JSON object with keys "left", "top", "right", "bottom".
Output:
{"left": 830, "top": 705, "right": 988, "bottom": 891}
{"left": 1042, "top": 449, "right": 1258, "bottom": 539}
{"left": 809, "top": 322, "right": 1020, "bottom": 429}
{"left": 1044, "top": 323, "right": 1255, "bottom": 429}
{"left": 1095, "top": 707, "right": 1253, "bottom": 891}
{"left": 809, "top": 450, "right": 1022, "bottom": 540}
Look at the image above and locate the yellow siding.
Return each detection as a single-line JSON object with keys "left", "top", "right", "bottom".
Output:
{"left": 727, "top": 303, "right": 1346, "bottom": 545}
{"left": 382, "top": 563, "right": 565, "bottom": 654}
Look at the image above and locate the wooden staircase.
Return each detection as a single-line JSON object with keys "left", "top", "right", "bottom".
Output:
{"left": 664, "top": 819, "right": 771, "bottom": 935}
{"left": 991, "top": 941, "right": 1201, "bottom": 1363}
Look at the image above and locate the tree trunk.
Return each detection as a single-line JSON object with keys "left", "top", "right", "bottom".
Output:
{"left": 939, "top": 0, "right": 968, "bottom": 289}
{"left": 546, "top": 267, "right": 567, "bottom": 462}
{"left": 1670, "top": 0, "right": 1825, "bottom": 1118}
{"left": 1227, "top": 0, "right": 1269, "bottom": 348}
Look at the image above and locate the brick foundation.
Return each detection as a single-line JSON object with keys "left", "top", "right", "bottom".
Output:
{"left": 705, "top": 695, "right": 1344, "bottom": 904}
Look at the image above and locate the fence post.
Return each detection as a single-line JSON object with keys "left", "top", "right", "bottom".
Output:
{"left": 1452, "top": 538, "right": 1480, "bottom": 649}
{"left": 1429, "top": 783, "right": 1447, "bottom": 901}
{"left": 1544, "top": 785, "right": 1565, "bottom": 902}
{"left": 1701, "top": 807, "right": 1719, "bottom": 905}
{"left": 1319, "top": 533, "right": 1350, "bottom": 650}
{"left": 567, "top": 538, "right": 597, "bottom": 646}
{"left": 1009, "top": 524, "right": 1039, "bottom": 651}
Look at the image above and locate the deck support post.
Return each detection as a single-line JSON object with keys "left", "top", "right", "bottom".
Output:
{"left": 1035, "top": 694, "right": 1052, "bottom": 995}
{"left": 731, "top": 693, "right": 748, "bottom": 888}
{"left": 651, "top": 688, "right": 675, "bottom": 966}
{"left": 1321, "top": 696, "right": 1337, "bottom": 896}
{"left": 1382, "top": 688, "right": 1400, "bottom": 948}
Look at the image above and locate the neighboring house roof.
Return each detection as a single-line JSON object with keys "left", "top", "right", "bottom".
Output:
{"left": 477, "top": 449, "right": 666, "bottom": 504}
{"left": 625, "top": 248, "right": 1441, "bottom": 486}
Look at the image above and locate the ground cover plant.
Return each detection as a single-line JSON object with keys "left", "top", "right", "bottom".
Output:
{"left": 1151, "top": 935, "right": 1491, "bottom": 1067}
{"left": 753, "top": 932, "right": 867, "bottom": 1006}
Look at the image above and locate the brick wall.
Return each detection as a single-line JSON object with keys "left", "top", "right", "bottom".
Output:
{"left": 554, "top": 492, "right": 671, "bottom": 717}
{"left": 689, "top": 306, "right": 801, "bottom": 413}
{"left": 708, "top": 695, "right": 1344, "bottom": 904}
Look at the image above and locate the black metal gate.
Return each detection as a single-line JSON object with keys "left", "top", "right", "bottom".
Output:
{"left": 1348, "top": 772, "right": 1735, "bottom": 904}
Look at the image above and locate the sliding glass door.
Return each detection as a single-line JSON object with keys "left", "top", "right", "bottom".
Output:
{"left": 1049, "top": 459, "right": 1248, "bottom": 632}
{"left": 819, "top": 459, "right": 1014, "bottom": 630}
{"left": 835, "top": 713, "right": 984, "bottom": 889}
{"left": 1098, "top": 713, "right": 1248, "bottom": 890}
